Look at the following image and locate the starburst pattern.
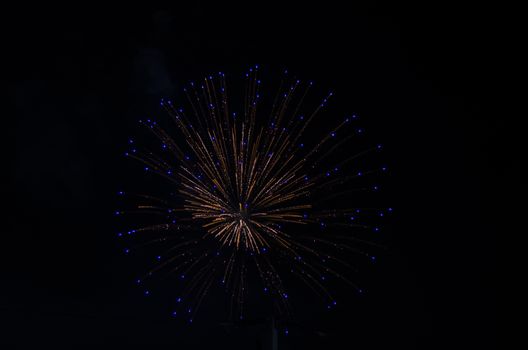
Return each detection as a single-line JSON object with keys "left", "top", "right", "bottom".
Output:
{"left": 117, "top": 66, "right": 389, "bottom": 321}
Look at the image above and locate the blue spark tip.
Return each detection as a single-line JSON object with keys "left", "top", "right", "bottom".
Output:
{"left": 144, "top": 290, "right": 150, "bottom": 296}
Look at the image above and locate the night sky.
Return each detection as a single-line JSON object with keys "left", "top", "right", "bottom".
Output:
{"left": 4, "top": 3, "right": 501, "bottom": 348}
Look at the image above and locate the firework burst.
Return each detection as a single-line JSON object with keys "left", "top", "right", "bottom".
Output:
{"left": 117, "top": 66, "right": 389, "bottom": 321}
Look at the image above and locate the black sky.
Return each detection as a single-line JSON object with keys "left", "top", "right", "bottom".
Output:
{"left": 3, "top": 3, "right": 501, "bottom": 349}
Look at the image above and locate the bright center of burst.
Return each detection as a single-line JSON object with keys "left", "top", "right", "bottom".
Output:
{"left": 223, "top": 202, "right": 257, "bottom": 249}
{"left": 235, "top": 203, "right": 250, "bottom": 221}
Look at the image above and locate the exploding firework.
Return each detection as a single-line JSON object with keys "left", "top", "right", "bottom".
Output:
{"left": 117, "top": 66, "right": 390, "bottom": 322}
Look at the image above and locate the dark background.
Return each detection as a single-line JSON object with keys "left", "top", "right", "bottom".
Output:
{"left": 3, "top": 2, "right": 502, "bottom": 348}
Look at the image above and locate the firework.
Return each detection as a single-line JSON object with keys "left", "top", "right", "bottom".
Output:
{"left": 117, "top": 66, "right": 389, "bottom": 321}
